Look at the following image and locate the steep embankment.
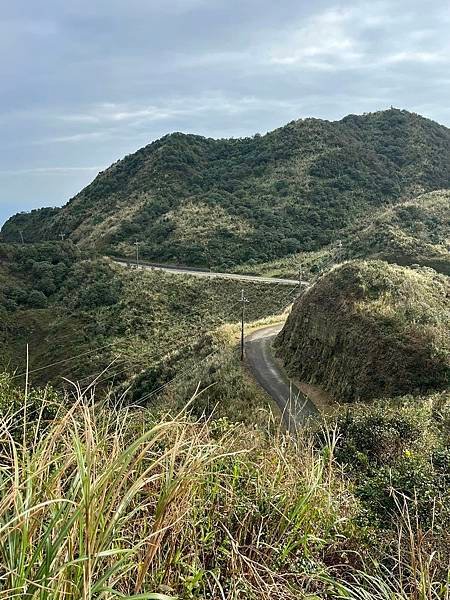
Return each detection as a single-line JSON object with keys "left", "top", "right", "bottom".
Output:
{"left": 2, "top": 108, "right": 450, "bottom": 268}
{"left": 275, "top": 261, "right": 449, "bottom": 402}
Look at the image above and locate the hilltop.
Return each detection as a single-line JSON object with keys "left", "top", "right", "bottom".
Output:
{"left": 275, "top": 260, "right": 450, "bottom": 402}
{"left": 2, "top": 108, "right": 450, "bottom": 268}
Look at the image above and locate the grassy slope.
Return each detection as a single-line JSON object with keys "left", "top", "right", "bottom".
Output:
{"left": 275, "top": 260, "right": 450, "bottom": 402}
{"left": 347, "top": 189, "right": 450, "bottom": 273}
{"left": 0, "top": 243, "right": 295, "bottom": 420}
{"left": 2, "top": 109, "right": 450, "bottom": 268}
{"left": 1, "top": 377, "right": 448, "bottom": 599}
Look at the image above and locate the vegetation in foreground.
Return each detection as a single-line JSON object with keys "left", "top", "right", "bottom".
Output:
{"left": 0, "top": 376, "right": 448, "bottom": 599}
{"left": 276, "top": 260, "right": 449, "bottom": 402}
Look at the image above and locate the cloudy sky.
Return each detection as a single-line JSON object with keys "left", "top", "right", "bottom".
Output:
{"left": 1, "top": 0, "right": 450, "bottom": 225}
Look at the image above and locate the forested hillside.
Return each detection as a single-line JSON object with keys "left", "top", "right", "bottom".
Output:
{"left": 2, "top": 108, "right": 450, "bottom": 268}
{"left": 235, "top": 189, "right": 450, "bottom": 279}
{"left": 0, "top": 241, "right": 289, "bottom": 420}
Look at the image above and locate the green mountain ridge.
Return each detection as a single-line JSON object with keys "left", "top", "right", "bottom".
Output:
{"left": 234, "top": 189, "right": 450, "bottom": 278}
{"left": 2, "top": 108, "right": 450, "bottom": 268}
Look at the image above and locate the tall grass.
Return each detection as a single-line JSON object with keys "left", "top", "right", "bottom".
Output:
{"left": 0, "top": 381, "right": 448, "bottom": 599}
{"left": 0, "top": 384, "right": 342, "bottom": 599}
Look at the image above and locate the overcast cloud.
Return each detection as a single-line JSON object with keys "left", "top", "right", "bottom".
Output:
{"left": 1, "top": 0, "right": 449, "bottom": 225}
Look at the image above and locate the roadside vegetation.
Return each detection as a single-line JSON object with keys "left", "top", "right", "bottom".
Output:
{"left": 276, "top": 260, "right": 449, "bottom": 402}
{"left": 0, "top": 376, "right": 448, "bottom": 599}
{"left": 0, "top": 242, "right": 294, "bottom": 419}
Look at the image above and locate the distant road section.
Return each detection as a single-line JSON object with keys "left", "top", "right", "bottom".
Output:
{"left": 245, "top": 324, "right": 319, "bottom": 431}
{"left": 114, "top": 259, "right": 304, "bottom": 286}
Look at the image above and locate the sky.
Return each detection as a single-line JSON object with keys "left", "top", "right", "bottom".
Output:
{"left": 1, "top": 0, "right": 450, "bottom": 226}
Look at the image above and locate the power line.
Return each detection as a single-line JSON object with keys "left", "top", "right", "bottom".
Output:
{"left": 11, "top": 340, "right": 122, "bottom": 380}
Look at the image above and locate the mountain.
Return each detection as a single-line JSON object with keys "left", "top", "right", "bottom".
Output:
{"left": 2, "top": 108, "right": 450, "bottom": 268}
{"left": 275, "top": 260, "right": 450, "bottom": 402}
{"left": 345, "top": 189, "right": 450, "bottom": 274}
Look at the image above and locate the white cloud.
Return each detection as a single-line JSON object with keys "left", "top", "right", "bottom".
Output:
{"left": 384, "top": 51, "right": 444, "bottom": 64}
{"left": 268, "top": 8, "right": 365, "bottom": 69}
{"left": 266, "top": 2, "right": 450, "bottom": 74}
{"left": 0, "top": 166, "right": 103, "bottom": 175}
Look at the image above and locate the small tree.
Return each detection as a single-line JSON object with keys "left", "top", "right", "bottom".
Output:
{"left": 27, "top": 290, "right": 48, "bottom": 309}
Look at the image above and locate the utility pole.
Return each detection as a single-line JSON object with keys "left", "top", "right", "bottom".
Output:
{"left": 59, "top": 233, "right": 66, "bottom": 242}
{"left": 298, "top": 267, "right": 303, "bottom": 285}
{"left": 335, "top": 239, "right": 343, "bottom": 263}
{"left": 240, "top": 289, "right": 249, "bottom": 361}
{"left": 135, "top": 240, "right": 140, "bottom": 269}
{"left": 18, "top": 230, "right": 24, "bottom": 244}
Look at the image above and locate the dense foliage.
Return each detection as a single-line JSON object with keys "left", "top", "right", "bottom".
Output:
{"left": 0, "top": 242, "right": 293, "bottom": 416}
{"left": 276, "top": 260, "right": 450, "bottom": 402}
{"left": 235, "top": 189, "right": 450, "bottom": 279}
{"left": 0, "top": 377, "right": 448, "bottom": 599}
{"left": 2, "top": 109, "right": 450, "bottom": 268}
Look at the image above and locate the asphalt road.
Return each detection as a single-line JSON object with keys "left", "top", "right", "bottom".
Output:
{"left": 114, "top": 259, "right": 304, "bottom": 286}
{"left": 245, "top": 324, "right": 319, "bottom": 431}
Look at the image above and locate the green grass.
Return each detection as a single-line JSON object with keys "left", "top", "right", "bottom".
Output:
{"left": 276, "top": 260, "right": 450, "bottom": 402}
{"left": 0, "top": 377, "right": 448, "bottom": 599}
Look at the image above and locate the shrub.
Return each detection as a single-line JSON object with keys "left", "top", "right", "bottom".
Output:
{"left": 27, "top": 289, "right": 48, "bottom": 308}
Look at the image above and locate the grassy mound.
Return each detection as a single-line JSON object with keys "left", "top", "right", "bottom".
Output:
{"left": 276, "top": 261, "right": 449, "bottom": 402}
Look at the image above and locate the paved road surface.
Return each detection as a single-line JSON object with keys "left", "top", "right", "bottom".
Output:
{"left": 245, "top": 324, "right": 319, "bottom": 431}
{"left": 114, "top": 259, "right": 305, "bottom": 286}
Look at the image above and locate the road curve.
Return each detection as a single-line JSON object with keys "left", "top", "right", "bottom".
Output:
{"left": 245, "top": 324, "right": 319, "bottom": 431}
{"left": 114, "top": 259, "right": 305, "bottom": 286}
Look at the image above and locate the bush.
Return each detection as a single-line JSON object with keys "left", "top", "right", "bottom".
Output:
{"left": 27, "top": 289, "right": 48, "bottom": 308}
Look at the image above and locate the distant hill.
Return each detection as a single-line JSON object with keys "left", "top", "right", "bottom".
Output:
{"left": 345, "top": 189, "right": 450, "bottom": 274}
{"left": 234, "top": 189, "right": 450, "bottom": 279}
{"left": 2, "top": 109, "right": 450, "bottom": 268}
{"left": 275, "top": 260, "right": 450, "bottom": 402}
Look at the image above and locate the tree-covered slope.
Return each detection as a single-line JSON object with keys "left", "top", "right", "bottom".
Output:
{"left": 275, "top": 261, "right": 450, "bottom": 402}
{"left": 346, "top": 189, "right": 450, "bottom": 273}
{"left": 234, "top": 189, "right": 450, "bottom": 279}
{"left": 2, "top": 109, "right": 450, "bottom": 268}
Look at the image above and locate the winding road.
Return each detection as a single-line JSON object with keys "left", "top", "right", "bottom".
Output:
{"left": 114, "top": 259, "right": 304, "bottom": 286}
{"left": 115, "top": 257, "right": 317, "bottom": 428}
{"left": 245, "top": 324, "right": 319, "bottom": 430}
